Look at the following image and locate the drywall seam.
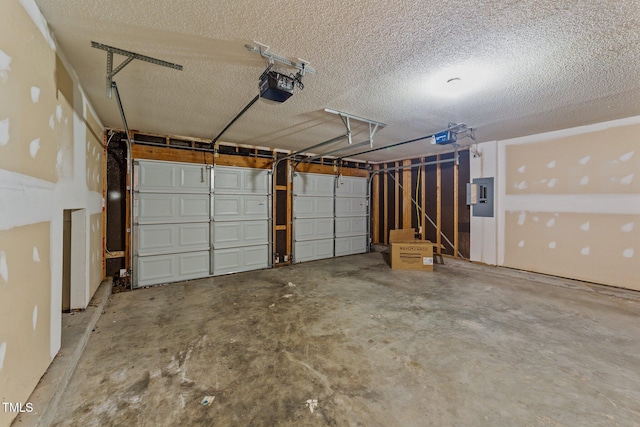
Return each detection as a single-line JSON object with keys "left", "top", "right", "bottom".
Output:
{"left": 504, "top": 194, "right": 640, "bottom": 214}
{"left": 18, "top": 0, "right": 55, "bottom": 49}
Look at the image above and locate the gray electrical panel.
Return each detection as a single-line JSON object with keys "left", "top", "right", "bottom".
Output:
{"left": 466, "top": 177, "right": 494, "bottom": 217}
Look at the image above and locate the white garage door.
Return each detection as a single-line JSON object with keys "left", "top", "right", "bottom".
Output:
{"left": 293, "top": 173, "right": 368, "bottom": 263}
{"left": 211, "top": 166, "right": 270, "bottom": 275}
{"left": 133, "top": 160, "right": 211, "bottom": 287}
{"left": 335, "top": 176, "right": 368, "bottom": 256}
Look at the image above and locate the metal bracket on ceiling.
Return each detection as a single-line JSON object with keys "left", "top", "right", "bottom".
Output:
{"left": 91, "top": 41, "right": 183, "bottom": 98}
{"left": 245, "top": 43, "right": 316, "bottom": 75}
{"left": 448, "top": 122, "right": 475, "bottom": 141}
{"left": 324, "top": 108, "right": 386, "bottom": 148}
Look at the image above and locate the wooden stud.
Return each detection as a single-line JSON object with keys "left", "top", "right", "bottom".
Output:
{"left": 421, "top": 157, "right": 426, "bottom": 240}
{"left": 402, "top": 159, "right": 411, "bottom": 230}
{"left": 383, "top": 169, "right": 388, "bottom": 244}
{"left": 436, "top": 154, "right": 442, "bottom": 254}
{"left": 295, "top": 162, "right": 367, "bottom": 177}
{"left": 454, "top": 158, "right": 459, "bottom": 257}
{"left": 394, "top": 162, "right": 399, "bottom": 230}
{"left": 372, "top": 164, "right": 379, "bottom": 244}
{"left": 275, "top": 225, "right": 287, "bottom": 231}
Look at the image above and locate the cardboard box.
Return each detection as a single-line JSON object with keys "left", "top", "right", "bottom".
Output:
{"left": 389, "top": 229, "right": 435, "bottom": 271}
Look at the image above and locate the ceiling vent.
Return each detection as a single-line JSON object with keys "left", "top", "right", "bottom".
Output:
{"left": 259, "top": 71, "right": 295, "bottom": 103}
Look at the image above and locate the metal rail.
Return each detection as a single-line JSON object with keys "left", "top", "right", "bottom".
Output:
{"left": 92, "top": 41, "right": 183, "bottom": 98}
{"left": 111, "top": 82, "right": 135, "bottom": 289}
{"left": 212, "top": 94, "right": 260, "bottom": 144}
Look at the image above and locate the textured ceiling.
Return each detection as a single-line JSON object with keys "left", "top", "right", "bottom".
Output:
{"left": 34, "top": 0, "right": 640, "bottom": 162}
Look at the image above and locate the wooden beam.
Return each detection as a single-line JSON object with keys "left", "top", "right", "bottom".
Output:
{"left": 402, "top": 159, "right": 411, "bottom": 230}
{"left": 132, "top": 144, "right": 214, "bottom": 164}
{"left": 421, "top": 157, "right": 426, "bottom": 240}
{"left": 129, "top": 128, "right": 213, "bottom": 145}
{"left": 215, "top": 153, "right": 271, "bottom": 169}
{"left": 295, "top": 162, "right": 367, "bottom": 177}
{"left": 372, "top": 164, "right": 379, "bottom": 244}
{"left": 436, "top": 154, "right": 442, "bottom": 254}
{"left": 275, "top": 225, "right": 287, "bottom": 231}
{"left": 454, "top": 158, "right": 459, "bottom": 257}
{"left": 275, "top": 185, "right": 287, "bottom": 190}
{"left": 394, "top": 161, "right": 399, "bottom": 230}
{"left": 383, "top": 169, "right": 388, "bottom": 244}
{"left": 105, "top": 251, "right": 125, "bottom": 259}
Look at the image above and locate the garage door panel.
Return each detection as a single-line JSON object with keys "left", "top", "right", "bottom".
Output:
{"left": 214, "top": 195, "right": 269, "bottom": 220}
{"left": 137, "top": 193, "right": 209, "bottom": 224}
{"left": 212, "top": 221, "right": 268, "bottom": 248}
{"left": 294, "top": 218, "right": 333, "bottom": 241}
{"left": 294, "top": 239, "right": 334, "bottom": 263}
{"left": 137, "top": 254, "right": 176, "bottom": 285}
{"left": 137, "top": 250, "right": 210, "bottom": 286}
{"left": 179, "top": 223, "right": 211, "bottom": 247}
{"left": 293, "top": 173, "right": 335, "bottom": 196}
{"left": 137, "top": 194, "right": 175, "bottom": 222}
{"left": 214, "top": 166, "right": 269, "bottom": 194}
{"left": 179, "top": 166, "right": 210, "bottom": 192}
{"left": 180, "top": 196, "right": 210, "bottom": 219}
{"left": 178, "top": 251, "right": 211, "bottom": 277}
{"left": 138, "top": 224, "right": 211, "bottom": 256}
{"left": 336, "top": 176, "right": 367, "bottom": 197}
{"left": 213, "top": 245, "right": 269, "bottom": 275}
{"left": 335, "top": 197, "right": 367, "bottom": 217}
{"left": 335, "top": 217, "right": 367, "bottom": 237}
{"left": 136, "top": 160, "right": 209, "bottom": 193}
{"left": 293, "top": 197, "right": 334, "bottom": 218}
{"left": 335, "top": 236, "right": 367, "bottom": 256}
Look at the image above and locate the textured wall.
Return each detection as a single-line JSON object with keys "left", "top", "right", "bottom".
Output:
{"left": 0, "top": 1, "right": 104, "bottom": 424}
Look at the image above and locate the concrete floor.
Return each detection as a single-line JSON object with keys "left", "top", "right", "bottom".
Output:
{"left": 50, "top": 253, "right": 640, "bottom": 427}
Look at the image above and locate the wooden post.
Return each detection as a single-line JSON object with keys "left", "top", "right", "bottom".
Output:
{"left": 394, "top": 161, "right": 399, "bottom": 230}
{"left": 383, "top": 169, "right": 388, "bottom": 244}
{"left": 402, "top": 159, "right": 411, "bottom": 230}
{"left": 420, "top": 157, "right": 426, "bottom": 240}
{"left": 372, "top": 164, "right": 380, "bottom": 244}
{"left": 436, "top": 154, "right": 442, "bottom": 254}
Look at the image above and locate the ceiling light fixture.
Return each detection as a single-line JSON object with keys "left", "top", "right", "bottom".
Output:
{"left": 426, "top": 64, "right": 493, "bottom": 98}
